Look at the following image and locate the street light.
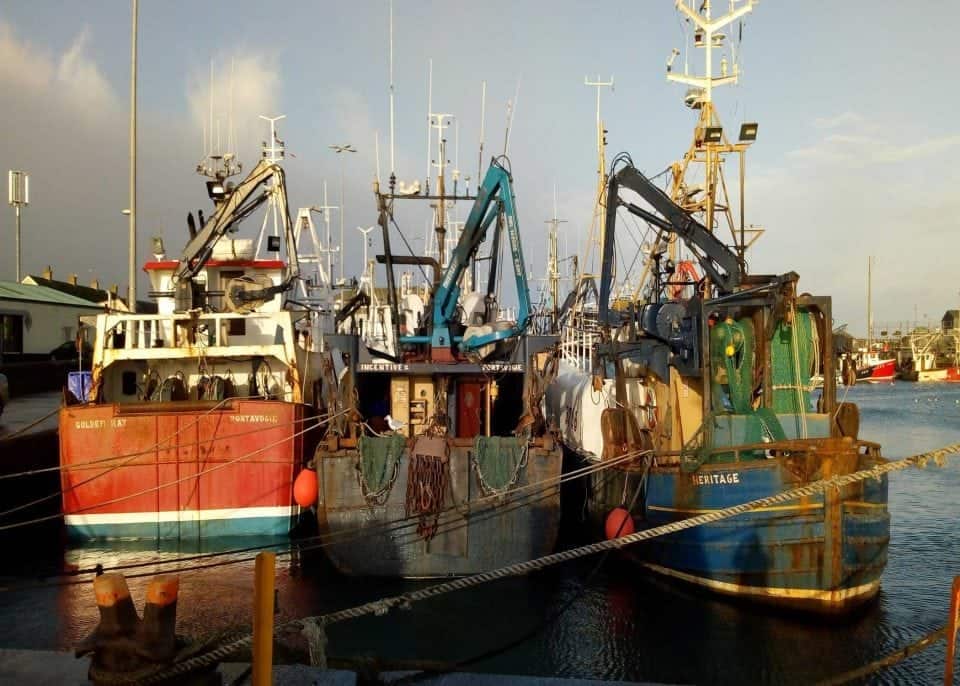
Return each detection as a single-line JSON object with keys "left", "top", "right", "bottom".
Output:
{"left": 329, "top": 144, "right": 356, "bottom": 283}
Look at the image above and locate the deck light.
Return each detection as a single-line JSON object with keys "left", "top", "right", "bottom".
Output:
{"left": 267, "top": 235, "right": 281, "bottom": 252}
{"left": 206, "top": 181, "right": 226, "bottom": 201}
{"left": 704, "top": 126, "right": 723, "bottom": 143}
{"left": 739, "top": 122, "right": 759, "bottom": 142}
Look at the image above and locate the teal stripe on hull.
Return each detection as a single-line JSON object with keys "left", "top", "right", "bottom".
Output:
{"left": 66, "top": 515, "right": 293, "bottom": 541}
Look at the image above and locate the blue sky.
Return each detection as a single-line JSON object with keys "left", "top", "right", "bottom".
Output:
{"left": 0, "top": 1, "right": 957, "bottom": 334}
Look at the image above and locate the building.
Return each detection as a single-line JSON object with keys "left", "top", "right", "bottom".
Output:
{"left": 0, "top": 281, "right": 102, "bottom": 360}
{"left": 22, "top": 266, "right": 131, "bottom": 312}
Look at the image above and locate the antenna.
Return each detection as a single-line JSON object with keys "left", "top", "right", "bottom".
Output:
{"left": 389, "top": 0, "right": 396, "bottom": 175}
{"left": 669, "top": 0, "right": 754, "bottom": 106}
{"left": 208, "top": 60, "right": 214, "bottom": 157}
{"left": 425, "top": 58, "right": 433, "bottom": 189}
{"left": 375, "top": 130, "right": 382, "bottom": 185}
{"left": 477, "top": 80, "right": 486, "bottom": 184}
{"left": 228, "top": 58, "right": 235, "bottom": 154}
{"left": 503, "top": 76, "right": 521, "bottom": 155}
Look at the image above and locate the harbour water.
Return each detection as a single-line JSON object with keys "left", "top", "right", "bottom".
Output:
{"left": 0, "top": 382, "right": 958, "bottom": 684}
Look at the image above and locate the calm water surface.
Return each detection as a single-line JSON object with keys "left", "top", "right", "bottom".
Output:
{"left": 1, "top": 382, "right": 958, "bottom": 684}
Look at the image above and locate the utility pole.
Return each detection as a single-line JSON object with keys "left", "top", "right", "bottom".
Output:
{"left": 128, "top": 0, "right": 138, "bottom": 311}
{"left": 329, "top": 144, "right": 356, "bottom": 283}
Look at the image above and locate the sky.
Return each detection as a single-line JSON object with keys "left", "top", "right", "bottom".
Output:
{"left": 0, "top": 1, "right": 957, "bottom": 335}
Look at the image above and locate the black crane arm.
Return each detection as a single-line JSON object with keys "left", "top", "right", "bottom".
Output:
{"left": 600, "top": 163, "right": 742, "bottom": 318}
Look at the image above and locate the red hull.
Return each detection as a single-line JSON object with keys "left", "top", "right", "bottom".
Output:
{"left": 59, "top": 400, "right": 314, "bottom": 539}
{"left": 857, "top": 359, "right": 896, "bottom": 383}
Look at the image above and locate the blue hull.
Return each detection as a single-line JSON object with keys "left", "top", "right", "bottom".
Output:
{"left": 586, "top": 449, "right": 889, "bottom": 613}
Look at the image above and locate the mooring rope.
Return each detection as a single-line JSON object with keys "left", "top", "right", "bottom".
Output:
{"left": 122, "top": 441, "right": 960, "bottom": 686}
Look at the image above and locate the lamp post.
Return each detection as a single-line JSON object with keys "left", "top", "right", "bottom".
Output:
{"left": 328, "top": 144, "right": 356, "bottom": 283}
{"left": 7, "top": 170, "right": 28, "bottom": 282}
{"left": 128, "top": 0, "right": 138, "bottom": 312}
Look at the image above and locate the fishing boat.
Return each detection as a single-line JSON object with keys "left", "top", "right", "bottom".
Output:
{"left": 854, "top": 350, "right": 897, "bottom": 383}
{"left": 898, "top": 328, "right": 960, "bottom": 382}
{"left": 59, "top": 123, "right": 329, "bottom": 540}
{"left": 313, "top": 130, "right": 562, "bottom": 576}
{"left": 546, "top": 0, "right": 888, "bottom": 613}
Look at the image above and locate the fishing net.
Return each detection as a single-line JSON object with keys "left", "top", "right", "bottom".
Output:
{"left": 405, "top": 436, "right": 450, "bottom": 540}
{"left": 357, "top": 434, "right": 405, "bottom": 502}
{"left": 472, "top": 436, "right": 527, "bottom": 494}
{"left": 770, "top": 310, "right": 814, "bottom": 413}
{"left": 710, "top": 317, "right": 755, "bottom": 413}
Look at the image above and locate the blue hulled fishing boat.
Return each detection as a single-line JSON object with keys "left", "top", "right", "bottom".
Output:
{"left": 546, "top": 0, "right": 888, "bottom": 613}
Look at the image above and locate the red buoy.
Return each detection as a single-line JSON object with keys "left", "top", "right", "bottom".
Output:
{"left": 605, "top": 507, "right": 635, "bottom": 539}
{"left": 293, "top": 468, "right": 318, "bottom": 507}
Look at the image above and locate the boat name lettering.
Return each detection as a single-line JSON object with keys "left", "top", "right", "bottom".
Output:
{"left": 359, "top": 363, "right": 409, "bottom": 372}
{"left": 479, "top": 363, "right": 523, "bottom": 372}
{"left": 229, "top": 414, "right": 280, "bottom": 424}
{"left": 74, "top": 418, "right": 127, "bottom": 429}
{"left": 690, "top": 472, "right": 741, "bottom": 486}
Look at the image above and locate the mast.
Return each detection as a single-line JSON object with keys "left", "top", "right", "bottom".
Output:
{"left": 634, "top": 0, "right": 757, "bottom": 302}
{"left": 867, "top": 255, "right": 873, "bottom": 350}
{"left": 583, "top": 75, "right": 613, "bottom": 277}
{"left": 545, "top": 185, "right": 567, "bottom": 328}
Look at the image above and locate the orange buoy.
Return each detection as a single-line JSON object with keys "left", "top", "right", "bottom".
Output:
{"left": 293, "top": 468, "right": 318, "bottom": 507}
{"left": 605, "top": 507, "right": 635, "bottom": 539}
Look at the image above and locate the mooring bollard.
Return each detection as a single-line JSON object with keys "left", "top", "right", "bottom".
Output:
{"left": 253, "top": 551, "right": 276, "bottom": 686}
{"left": 137, "top": 574, "right": 180, "bottom": 662}
{"left": 945, "top": 576, "right": 960, "bottom": 686}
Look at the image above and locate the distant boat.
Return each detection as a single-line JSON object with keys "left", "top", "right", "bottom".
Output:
{"left": 855, "top": 350, "right": 896, "bottom": 383}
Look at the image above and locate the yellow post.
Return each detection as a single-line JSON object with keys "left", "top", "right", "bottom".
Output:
{"left": 253, "top": 552, "right": 276, "bottom": 686}
{"left": 945, "top": 576, "right": 960, "bottom": 686}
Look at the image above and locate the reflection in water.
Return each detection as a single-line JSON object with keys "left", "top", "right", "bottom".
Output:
{"left": 0, "top": 383, "right": 958, "bottom": 684}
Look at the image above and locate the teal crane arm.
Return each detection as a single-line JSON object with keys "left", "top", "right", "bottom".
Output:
{"left": 425, "top": 158, "right": 531, "bottom": 352}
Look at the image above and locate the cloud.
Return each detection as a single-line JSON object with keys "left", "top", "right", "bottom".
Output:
{"left": 812, "top": 112, "right": 864, "bottom": 130}
{"left": 748, "top": 111, "right": 960, "bottom": 334}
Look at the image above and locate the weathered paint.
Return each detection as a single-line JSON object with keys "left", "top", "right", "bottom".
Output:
{"left": 582, "top": 441, "right": 889, "bottom": 613}
{"left": 59, "top": 399, "right": 314, "bottom": 540}
{"left": 317, "top": 443, "right": 562, "bottom": 577}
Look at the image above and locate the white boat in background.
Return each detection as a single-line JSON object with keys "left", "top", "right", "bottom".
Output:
{"left": 900, "top": 328, "right": 960, "bottom": 382}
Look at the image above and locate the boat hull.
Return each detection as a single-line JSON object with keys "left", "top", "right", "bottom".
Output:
{"left": 580, "top": 443, "right": 889, "bottom": 613}
{"left": 316, "top": 439, "right": 562, "bottom": 577}
{"left": 856, "top": 359, "right": 896, "bottom": 383}
{"left": 59, "top": 400, "right": 314, "bottom": 540}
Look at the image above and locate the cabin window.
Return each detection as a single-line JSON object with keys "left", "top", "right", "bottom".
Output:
{"left": 0, "top": 314, "right": 24, "bottom": 355}
{"left": 121, "top": 371, "right": 137, "bottom": 396}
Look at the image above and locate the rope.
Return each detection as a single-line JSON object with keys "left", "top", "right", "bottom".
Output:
{"left": 128, "top": 441, "right": 960, "bottom": 686}
{"left": 1, "top": 443, "right": 652, "bottom": 592}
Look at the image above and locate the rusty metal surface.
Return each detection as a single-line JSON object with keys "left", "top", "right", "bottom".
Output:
{"left": 581, "top": 441, "right": 890, "bottom": 613}
{"left": 317, "top": 443, "right": 562, "bottom": 577}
